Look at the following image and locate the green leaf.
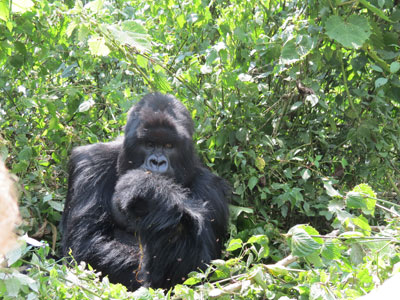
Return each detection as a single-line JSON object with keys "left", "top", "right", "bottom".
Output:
{"left": 176, "top": 14, "right": 185, "bottom": 29}
{"left": 0, "top": 0, "right": 9, "bottom": 22}
{"left": 229, "top": 205, "right": 254, "bottom": 221}
{"left": 49, "top": 200, "right": 64, "bottom": 212}
{"left": 88, "top": 35, "right": 110, "bottom": 56}
{"left": 288, "top": 225, "right": 322, "bottom": 257}
{"left": 281, "top": 39, "right": 300, "bottom": 64}
{"left": 153, "top": 71, "right": 172, "bottom": 92}
{"left": 18, "top": 146, "right": 32, "bottom": 161}
{"left": 136, "top": 55, "right": 148, "bottom": 68}
{"left": 390, "top": 61, "right": 400, "bottom": 73}
{"left": 375, "top": 77, "right": 388, "bottom": 89}
{"left": 226, "top": 238, "right": 243, "bottom": 252}
{"left": 247, "top": 235, "right": 268, "bottom": 245}
{"left": 66, "top": 20, "right": 78, "bottom": 37}
{"left": 321, "top": 239, "right": 341, "bottom": 260}
{"left": 248, "top": 176, "right": 258, "bottom": 190}
{"left": 352, "top": 215, "right": 371, "bottom": 232}
{"left": 323, "top": 180, "right": 341, "bottom": 197}
{"left": 325, "top": 15, "right": 371, "bottom": 49}
{"left": 11, "top": 0, "right": 34, "bottom": 13}
{"left": 84, "top": 0, "right": 103, "bottom": 13}
{"left": 105, "top": 20, "right": 151, "bottom": 53}
{"left": 346, "top": 184, "right": 376, "bottom": 215}
{"left": 235, "top": 128, "right": 247, "bottom": 142}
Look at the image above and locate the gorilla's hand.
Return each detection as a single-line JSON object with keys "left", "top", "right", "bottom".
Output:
{"left": 111, "top": 169, "right": 205, "bottom": 233}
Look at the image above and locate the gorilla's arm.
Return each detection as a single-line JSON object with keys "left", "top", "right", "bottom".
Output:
{"left": 111, "top": 168, "right": 229, "bottom": 288}
{"left": 61, "top": 142, "right": 142, "bottom": 290}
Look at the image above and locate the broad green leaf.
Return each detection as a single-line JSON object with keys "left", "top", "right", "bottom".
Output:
{"left": 11, "top": 0, "right": 34, "bottom": 13}
{"left": 248, "top": 235, "right": 269, "bottom": 259}
{"left": 88, "top": 35, "right": 110, "bottom": 56}
{"left": 153, "top": 72, "right": 171, "bottom": 92}
{"left": 226, "top": 238, "right": 243, "bottom": 252}
{"left": 325, "top": 15, "right": 371, "bottom": 49}
{"left": 229, "top": 204, "right": 254, "bottom": 220}
{"left": 233, "top": 27, "right": 246, "bottom": 42}
{"left": 66, "top": 20, "right": 78, "bottom": 37}
{"left": 176, "top": 14, "right": 185, "bottom": 28}
{"left": 352, "top": 215, "right": 371, "bottom": 232}
{"left": 350, "top": 243, "right": 365, "bottom": 265}
{"left": 84, "top": 0, "right": 103, "bottom": 13}
{"left": 346, "top": 184, "right": 376, "bottom": 215}
{"left": 247, "top": 235, "right": 269, "bottom": 246}
{"left": 297, "top": 34, "right": 315, "bottom": 57}
{"left": 390, "top": 61, "right": 400, "bottom": 73}
{"left": 375, "top": 77, "right": 388, "bottom": 89}
{"left": 0, "top": 0, "right": 9, "bottom": 22}
{"left": 281, "top": 39, "right": 300, "bottom": 64}
{"left": 288, "top": 226, "right": 322, "bottom": 257}
{"left": 49, "top": 200, "right": 64, "bottom": 212}
{"left": 248, "top": 176, "right": 258, "bottom": 190}
{"left": 235, "top": 128, "right": 247, "bottom": 142}
{"left": 18, "top": 146, "right": 32, "bottom": 161}
{"left": 346, "top": 192, "right": 375, "bottom": 215}
{"left": 136, "top": 55, "right": 148, "bottom": 69}
{"left": 323, "top": 180, "right": 341, "bottom": 197}
{"left": 321, "top": 239, "right": 341, "bottom": 260}
{"left": 105, "top": 20, "right": 151, "bottom": 53}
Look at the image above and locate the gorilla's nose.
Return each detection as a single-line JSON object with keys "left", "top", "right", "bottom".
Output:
{"left": 147, "top": 154, "right": 168, "bottom": 173}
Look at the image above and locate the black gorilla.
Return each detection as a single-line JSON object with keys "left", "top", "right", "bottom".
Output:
{"left": 61, "top": 93, "right": 230, "bottom": 290}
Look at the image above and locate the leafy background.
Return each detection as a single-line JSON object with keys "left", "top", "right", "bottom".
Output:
{"left": 0, "top": 0, "right": 399, "bottom": 299}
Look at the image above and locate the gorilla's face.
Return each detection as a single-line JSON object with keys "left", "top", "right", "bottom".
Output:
{"left": 135, "top": 129, "right": 179, "bottom": 178}
{"left": 117, "top": 93, "right": 196, "bottom": 186}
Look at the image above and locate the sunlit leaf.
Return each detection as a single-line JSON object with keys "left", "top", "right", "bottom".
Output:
{"left": 325, "top": 15, "right": 371, "bottom": 49}
{"left": 288, "top": 225, "right": 322, "bottom": 257}
{"left": 78, "top": 99, "right": 95, "bottom": 112}
{"left": 12, "top": 0, "right": 34, "bottom": 13}
{"left": 88, "top": 35, "right": 110, "bottom": 56}
{"left": 0, "top": 0, "right": 9, "bottom": 22}
{"left": 105, "top": 20, "right": 151, "bottom": 53}
{"left": 226, "top": 238, "right": 243, "bottom": 252}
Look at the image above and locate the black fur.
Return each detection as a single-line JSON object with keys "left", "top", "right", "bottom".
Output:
{"left": 61, "top": 93, "right": 230, "bottom": 290}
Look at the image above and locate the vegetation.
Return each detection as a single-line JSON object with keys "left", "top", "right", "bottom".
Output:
{"left": 1, "top": 0, "right": 399, "bottom": 299}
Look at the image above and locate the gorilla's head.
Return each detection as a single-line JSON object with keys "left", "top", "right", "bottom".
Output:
{"left": 117, "top": 93, "right": 197, "bottom": 186}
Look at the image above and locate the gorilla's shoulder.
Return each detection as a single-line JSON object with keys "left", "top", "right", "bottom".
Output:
{"left": 69, "top": 139, "right": 122, "bottom": 172}
{"left": 192, "top": 167, "right": 230, "bottom": 196}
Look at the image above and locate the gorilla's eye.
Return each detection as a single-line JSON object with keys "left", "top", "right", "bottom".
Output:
{"left": 146, "top": 142, "right": 155, "bottom": 148}
{"left": 164, "top": 143, "right": 173, "bottom": 149}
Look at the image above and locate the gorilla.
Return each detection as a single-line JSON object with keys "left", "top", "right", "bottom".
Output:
{"left": 61, "top": 93, "right": 230, "bottom": 290}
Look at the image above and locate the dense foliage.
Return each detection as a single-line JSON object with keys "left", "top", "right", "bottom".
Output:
{"left": 0, "top": 0, "right": 399, "bottom": 299}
